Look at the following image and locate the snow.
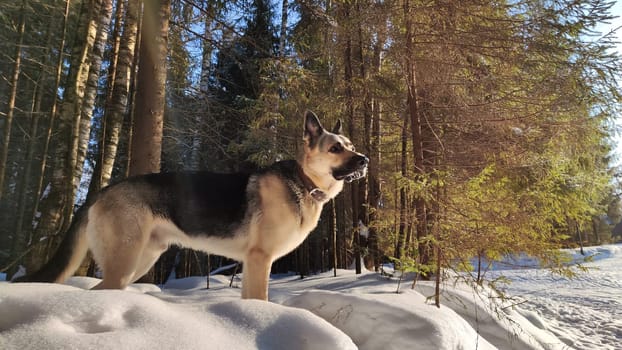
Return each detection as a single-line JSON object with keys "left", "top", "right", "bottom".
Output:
{"left": 488, "top": 244, "right": 622, "bottom": 350}
{"left": 1, "top": 244, "right": 621, "bottom": 349}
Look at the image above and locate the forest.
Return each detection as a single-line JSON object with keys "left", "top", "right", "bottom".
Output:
{"left": 1, "top": 0, "right": 621, "bottom": 288}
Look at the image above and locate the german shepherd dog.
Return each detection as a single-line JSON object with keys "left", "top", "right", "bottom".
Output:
{"left": 17, "top": 111, "right": 368, "bottom": 300}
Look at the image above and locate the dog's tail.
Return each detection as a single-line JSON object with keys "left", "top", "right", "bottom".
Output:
{"left": 13, "top": 204, "right": 90, "bottom": 283}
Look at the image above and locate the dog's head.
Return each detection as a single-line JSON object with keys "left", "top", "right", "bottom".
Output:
{"left": 302, "top": 111, "right": 368, "bottom": 183}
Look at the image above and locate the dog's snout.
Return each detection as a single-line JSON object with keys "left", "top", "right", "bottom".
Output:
{"left": 357, "top": 155, "right": 369, "bottom": 167}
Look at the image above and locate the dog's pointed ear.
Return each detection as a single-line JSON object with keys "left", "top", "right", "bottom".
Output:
{"left": 304, "top": 110, "right": 324, "bottom": 146}
{"left": 332, "top": 119, "right": 343, "bottom": 135}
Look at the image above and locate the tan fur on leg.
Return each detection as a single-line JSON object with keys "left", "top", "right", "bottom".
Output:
{"left": 241, "top": 248, "right": 271, "bottom": 300}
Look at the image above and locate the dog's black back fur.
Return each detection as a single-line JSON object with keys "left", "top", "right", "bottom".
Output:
{"left": 120, "top": 160, "right": 306, "bottom": 238}
{"left": 126, "top": 171, "right": 252, "bottom": 237}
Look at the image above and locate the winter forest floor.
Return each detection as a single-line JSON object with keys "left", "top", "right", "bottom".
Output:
{"left": 1, "top": 244, "right": 621, "bottom": 350}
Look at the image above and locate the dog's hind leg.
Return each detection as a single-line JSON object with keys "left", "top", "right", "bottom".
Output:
{"left": 88, "top": 204, "right": 155, "bottom": 290}
{"left": 130, "top": 227, "right": 170, "bottom": 284}
{"left": 241, "top": 248, "right": 272, "bottom": 300}
{"left": 90, "top": 229, "right": 146, "bottom": 289}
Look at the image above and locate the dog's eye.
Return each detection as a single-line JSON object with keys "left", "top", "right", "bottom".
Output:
{"left": 329, "top": 144, "right": 344, "bottom": 153}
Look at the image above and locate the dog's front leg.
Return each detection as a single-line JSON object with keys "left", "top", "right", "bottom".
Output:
{"left": 241, "top": 248, "right": 271, "bottom": 300}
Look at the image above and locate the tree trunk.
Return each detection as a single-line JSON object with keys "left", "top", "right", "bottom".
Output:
{"left": 26, "top": 0, "right": 99, "bottom": 272}
{"left": 403, "top": 0, "right": 429, "bottom": 269}
{"left": 88, "top": 0, "right": 125, "bottom": 195}
{"left": 73, "top": 0, "right": 113, "bottom": 203}
{"left": 367, "top": 13, "right": 385, "bottom": 272}
{"left": 395, "top": 110, "right": 409, "bottom": 260}
{"left": 336, "top": 193, "right": 346, "bottom": 268}
{"left": 355, "top": 0, "right": 372, "bottom": 271}
{"left": 89, "top": 0, "right": 139, "bottom": 194}
{"left": 29, "top": 0, "right": 71, "bottom": 251}
{"left": 0, "top": 0, "right": 27, "bottom": 200}
{"left": 191, "top": 1, "right": 215, "bottom": 171}
{"left": 14, "top": 4, "right": 59, "bottom": 246}
{"left": 331, "top": 199, "right": 337, "bottom": 277}
{"left": 129, "top": 0, "right": 169, "bottom": 176}
{"left": 131, "top": 0, "right": 170, "bottom": 284}
{"left": 340, "top": 1, "right": 361, "bottom": 275}
{"left": 121, "top": 2, "right": 143, "bottom": 178}
{"left": 278, "top": 0, "right": 288, "bottom": 56}
{"left": 199, "top": 1, "right": 214, "bottom": 96}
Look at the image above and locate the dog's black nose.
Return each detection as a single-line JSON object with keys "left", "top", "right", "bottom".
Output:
{"left": 357, "top": 155, "right": 369, "bottom": 167}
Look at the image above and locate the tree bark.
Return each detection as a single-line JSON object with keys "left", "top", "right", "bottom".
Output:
{"left": 403, "top": 0, "right": 429, "bottom": 268}
{"left": 199, "top": 1, "right": 214, "bottom": 96}
{"left": 89, "top": 0, "right": 139, "bottom": 193}
{"left": 73, "top": 0, "right": 113, "bottom": 203}
{"left": 27, "top": 0, "right": 99, "bottom": 271}
{"left": 29, "top": 0, "right": 71, "bottom": 250}
{"left": 130, "top": 0, "right": 170, "bottom": 284}
{"left": 191, "top": 0, "right": 216, "bottom": 171}
{"left": 395, "top": 110, "right": 409, "bottom": 260}
{"left": 129, "top": 0, "right": 170, "bottom": 176}
{"left": 331, "top": 199, "right": 337, "bottom": 277}
{"left": 88, "top": 0, "right": 125, "bottom": 195}
{"left": 367, "top": 46, "right": 383, "bottom": 271}
{"left": 14, "top": 3, "right": 59, "bottom": 246}
{"left": 278, "top": 0, "right": 288, "bottom": 56}
{"left": 355, "top": 0, "right": 372, "bottom": 270}
{"left": 340, "top": 1, "right": 361, "bottom": 275}
{"left": 0, "top": 0, "right": 27, "bottom": 200}
{"left": 121, "top": 2, "right": 143, "bottom": 178}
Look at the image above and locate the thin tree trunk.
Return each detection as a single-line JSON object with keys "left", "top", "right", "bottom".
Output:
{"left": 73, "top": 0, "right": 113, "bottom": 203}
{"left": 367, "top": 96, "right": 381, "bottom": 270}
{"left": 331, "top": 199, "right": 337, "bottom": 277}
{"left": 58, "top": 0, "right": 101, "bottom": 225}
{"left": 26, "top": 0, "right": 98, "bottom": 272}
{"left": 89, "top": 0, "right": 139, "bottom": 193}
{"left": 433, "top": 158, "right": 442, "bottom": 307}
{"left": 341, "top": 1, "right": 361, "bottom": 275}
{"left": 278, "top": 0, "right": 288, "bottom": 56}
{"left": 106, "top": 0, "right": 124, "bottom": 99}
{"left": 191, "top": 0, "right": 215, "bottom": 171}
{"left": 88, "top": 0, "right": 125, "bottom": 195}
{"left": 395, "top": 110, "right": 409, "bottom": 260}
{"left": 0, "top": 0, "right": 27, "bottom": 200}
{"left": 122, "top": 2, "right": 143, "bottom": 178}
{"left": 368, "top": 14, "right": 385, "bottom": 272}
{"left": 336, "top": 193, "right": 346, "bottom": 268}
{"left": 72, "top": 0, "right": 116, "bottom": 277}
{"left": 355, "top": 0, "right": 371, "bottom": 270}
{"left": 199, "top": 1, "right": 213, "bottom": 96}
{"left": 14, "top": 5, "right": 58, "bottom": 245}
{"left": 29, "top": 0, "right": 71, "bottom": 244}
{"left": 403, "top": 0, "right": 429, "bottom": 268}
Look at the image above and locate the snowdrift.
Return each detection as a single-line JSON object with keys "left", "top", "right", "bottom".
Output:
{"left": 0, "top": 266, "right": 571, "bottom": 350}
{"left": 10, "top": 243, "right": 622, "bottom": 349}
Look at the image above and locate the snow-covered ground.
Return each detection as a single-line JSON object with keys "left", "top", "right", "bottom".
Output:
{"left": 1, "top": 244, "right": 620, "bottom": 349}
{"left": 489, "top": 244, "right": 622, "bottom": 350}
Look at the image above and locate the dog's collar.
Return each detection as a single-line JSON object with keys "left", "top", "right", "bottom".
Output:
{"left": 296, "top": 164, "right": 327, "bottom": 202}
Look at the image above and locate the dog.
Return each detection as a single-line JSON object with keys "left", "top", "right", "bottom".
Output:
{"left": 16, "top": 111, "right": 368, "bottom": 300}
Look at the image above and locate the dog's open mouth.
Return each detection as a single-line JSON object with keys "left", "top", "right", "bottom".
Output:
{"left": 333, "top": 166, "right": 367, "bottom": 183}
{"left": 333, "top": 155, "right": 369, "bottom": 183}
{"left": 343, "top": 167, "right": 367, "bottom": 183}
